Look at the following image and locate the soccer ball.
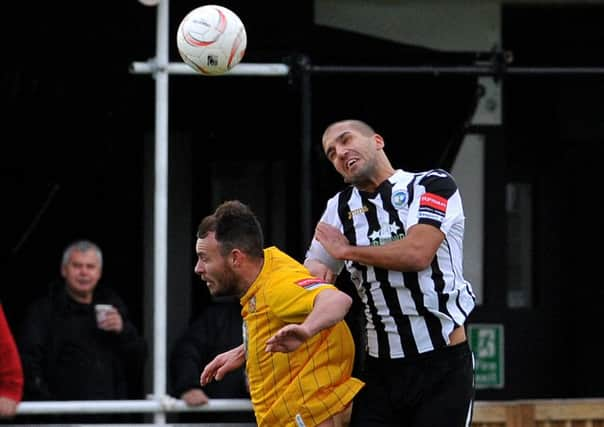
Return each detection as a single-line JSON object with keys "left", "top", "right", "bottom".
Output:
{"left": 176, "top": 5, "right": 247, "bottom": 76}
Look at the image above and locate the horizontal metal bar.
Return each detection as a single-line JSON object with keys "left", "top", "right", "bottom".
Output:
{"left": 507, "top": 66, "right": 604, "bottom": 75}
{"left": 310, "top": 65, "right": 604, "bottom": 76}
{"left": 17, "top": 398, "right": 254, "bottom": 415}
{"left": 130, "top": 61, "right": 290, "bottom": 76}
{"left": 311, "top": 65, "right": 493, "bottom": 76}
{"left": 131, "top": 60, "right": 604, "bottom": 77}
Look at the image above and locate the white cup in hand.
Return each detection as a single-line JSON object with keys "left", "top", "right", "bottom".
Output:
{"left": 94, "top": 304, "right": 113, "bottom": 327}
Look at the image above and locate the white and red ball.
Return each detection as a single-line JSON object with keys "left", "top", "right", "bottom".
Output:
{"left": 176, "top": 5, "right": 247, "bottom": 76}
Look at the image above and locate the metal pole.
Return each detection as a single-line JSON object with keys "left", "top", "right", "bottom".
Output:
{"left": 298, "top": 55, "right": 313, "bottom": 255}
{"left": 153, "top": 0, "right": 169, "bottom": 424}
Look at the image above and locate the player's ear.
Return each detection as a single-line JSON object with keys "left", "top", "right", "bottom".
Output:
{"left": 230, "top": 249, "right": 244, "bottom": 268}
{"left": 374, "top": 133, "right": 385, "bottom": 149}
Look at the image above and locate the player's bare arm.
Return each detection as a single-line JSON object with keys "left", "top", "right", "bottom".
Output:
{"left": 315, "top": 221, "right": 444, "bottom": 272}
{"left": 200, "top": 344, "right": 245, "bottom": 386}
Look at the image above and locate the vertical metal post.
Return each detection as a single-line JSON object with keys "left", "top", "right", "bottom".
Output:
{"left": 153, "top": 0, "right": 169, "bottom": 424}
{"left": 299, "top": 55, "right": 313, "bottom": 254}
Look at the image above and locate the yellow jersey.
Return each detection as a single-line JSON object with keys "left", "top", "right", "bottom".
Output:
{"left": 240, "top": 247, "right": 364, "bottom": 427}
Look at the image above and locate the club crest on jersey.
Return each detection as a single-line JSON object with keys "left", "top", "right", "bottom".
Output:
{"left": 296, "top": 278, "right": 327, "bottom": 290}
{"left": 391, "top": 190, "right": 408, "bottom": 208}
{"left": 347, "top": 205, "right": 369, "bottom": 219}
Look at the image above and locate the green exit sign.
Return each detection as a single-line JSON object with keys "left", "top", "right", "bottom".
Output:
{"left": 468, "top": 323, "right": 504, "bottom": 389}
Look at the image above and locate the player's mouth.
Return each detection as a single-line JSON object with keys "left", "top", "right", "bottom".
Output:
{"left": 346, "top": 158, "right": 359, "bottom": 171}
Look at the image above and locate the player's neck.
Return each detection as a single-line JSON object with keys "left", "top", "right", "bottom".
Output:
{"left": 239, "top": 258, "right": 265, "bottom": 294}
{"left": 357, "top": 166, "right": 396, "bottom": 193}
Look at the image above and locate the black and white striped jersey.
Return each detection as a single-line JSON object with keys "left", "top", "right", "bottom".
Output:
{"left": 306, "top": 169, "right": 476, "bottom": 359}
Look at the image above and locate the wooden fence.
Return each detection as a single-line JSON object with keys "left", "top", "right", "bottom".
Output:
{"left": 472, "top": 399, "right": 604, "bottom": 427}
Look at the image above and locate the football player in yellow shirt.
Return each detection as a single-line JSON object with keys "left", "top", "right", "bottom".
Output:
{"left": 196, "top": 200, "right": 364, "bottom": 427}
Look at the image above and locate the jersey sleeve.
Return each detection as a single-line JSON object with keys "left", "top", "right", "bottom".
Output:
{"left": 304, "top": 196, "right": 345, "bottom": 274}
{"left": 266, "top": 278, "right": 337, "bottom": 324}
{"left": 408, "top": 169, "right": 465, "bottom": 236}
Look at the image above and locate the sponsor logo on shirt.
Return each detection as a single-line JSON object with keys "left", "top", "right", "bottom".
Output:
{"left": 369, "top": 222, "right": 405, "bottom": 246}
{"left": 420, "top": 193, "right": 448, "bottom": 212}
{"left": 347, "top": 205, "right": 369, "bottom": 219}
{"left": 419, "top": 192, "right": 447, "bottom": 222}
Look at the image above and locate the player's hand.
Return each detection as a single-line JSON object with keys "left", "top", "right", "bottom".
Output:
{"left": 200, "top": 345, "right": 245, "bottom": 386}
{"left": 265, "top": 324, "right": 311, "bottom": 353}
{"left": 314, "top": 222, "right": 351, "bottom": 260}
{"left": 181, "top": 388, "right": 209, "bottom": 406}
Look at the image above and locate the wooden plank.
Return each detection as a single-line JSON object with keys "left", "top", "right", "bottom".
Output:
{"left": 535, "top": 401, "right": 604, "bottom": 421}
{"left": 506, "top": 403, "right": 535, "bottom": 427}
{"left": 473, "top": 402, "right": 508, "bottom": 423}
{"left": 471, "top": 399, "right": 604, "bottom": 426}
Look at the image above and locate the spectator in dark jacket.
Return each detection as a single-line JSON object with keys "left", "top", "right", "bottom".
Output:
{"left": 17, "top": 240, "right": 147, "bottom": 422}
{"left": 169, "top": 296, "right": 248, "bottom": 405}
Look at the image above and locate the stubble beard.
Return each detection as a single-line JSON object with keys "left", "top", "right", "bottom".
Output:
{"left": 212, "top": 265, "right": 241, "bottom": 298}
{"left": 344, "top": 159, "right": 377, "bottom": 189}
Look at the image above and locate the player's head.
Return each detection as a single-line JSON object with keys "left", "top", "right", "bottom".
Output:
{"left": 61, "top": 240, "right": 103, "bottom": 303}
{"left": 194, "top": 200, "right": 264, "bottom": 297}
{"left": 321, "top": 119, "right": 390, "bottom": 190}
{"left": 202, "top": 200, "right": 264, "bottom": 257}
{"left": 322, "top": 119, "right": 376, "bottom": 144}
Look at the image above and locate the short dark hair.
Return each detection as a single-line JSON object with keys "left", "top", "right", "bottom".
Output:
{"left": 197, "top": 200, "right": 264, "bottom": 258}
{"left": 322, "top": 119, "right": 375, "bottom": 140}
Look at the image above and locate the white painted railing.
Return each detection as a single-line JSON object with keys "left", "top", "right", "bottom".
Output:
{"left": 16, "top": 398, "right": 253, "bottom": 415}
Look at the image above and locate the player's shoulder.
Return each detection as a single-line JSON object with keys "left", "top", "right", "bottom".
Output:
{"left": 419, "top": 168, "right": 453, "bottom": 180}
{"left": 327, "top": 185, "right": 355, "bottom": 205}
{"left": 417, "top": 168, "right": 456, "bottom": 187}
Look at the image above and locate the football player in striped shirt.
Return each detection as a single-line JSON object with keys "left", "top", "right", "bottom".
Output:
{"left": 305, "top": 119, "right": 476, "bottom": 427}
{"left": 196, "top": 200, "right": 364, "bottom": 427}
